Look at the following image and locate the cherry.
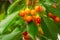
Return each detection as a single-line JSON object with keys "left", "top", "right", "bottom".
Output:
{"left": 36, "top": 17, "right": 41, "bottom": 26}
{"left": 35, "top": 6, "right": 43, "bottom": 12}
{"left": 33, "top": 16, "right": 41, "bottom": 26}
{"left": 32, "top": 16, "right": 37, "bottom": 20}
{"left": 23, "top": 31, "right": 28, "bottom": 36}
{"left": 52, "top": 16, "right": 56, "bottom": 20}
{"left": 31, "top": 10, "right": 36, "bottom": 15}
{"left": 36, "top": 17, "right": 41, "bottom": 23}
{"left": 20, "top": 10, "right": 25, "bottom": 17}
{"left": 48, "top": 13, "right": 60, "bottom": 23}
{"left": 48, "top": 12, "right": 56, "bottom": 19}
{"left": 54, "top": 17, "right": 60, "bottom": 23}
{"left": 52, "top": 4, "right": 57, "bottom": 8}
{"left": 48, "top": 12, "right": 54, "bottom": 17}
{"left": 24, "top": 16, "right": 32, "bottom": 22}
{"left": 24, "top": 35, "right": 30, "bottom": 39}
{"left": 25, "top": 8, "right": 31, "bottom": 14}
{"left": 23, "top": 31, "right": 30, "bottom": 40}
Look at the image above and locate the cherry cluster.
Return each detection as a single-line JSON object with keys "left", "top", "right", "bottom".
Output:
{"left": 19, "top": 5, "right": 43, "bottom": 26}
{"left": 19, "top": 5, "right": 43, "bottom": 40}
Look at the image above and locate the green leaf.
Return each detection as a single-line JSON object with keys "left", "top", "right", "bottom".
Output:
{"left": 1, "top": 27, "right": 20, "bottom": 40}
{"left": 15, "top": 16, "right": 25, "bottom": 25}
{"left": 0, "top": 11, "right": 19, "bottom": 34}
{"left": 0, "top": 13, "right": 5, "bottom": 21}
{"left": 7, "top": 0, "right": 25, "bottom": 14}
{"left": 7, "top": 0, "right": 21, "bottom": 14}
{"left": 12, "top": 3, "right": 25, "bottom": 13}
{"left": 27, "top": 21, "right": 38, "bottom": 40}
{"left": 41, "top": 16, "right": 59, "bottom": 40}
{"left": 38, "top": 34, "right": 49, "bottom": 40}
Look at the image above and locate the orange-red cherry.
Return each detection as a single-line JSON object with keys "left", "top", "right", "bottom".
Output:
{"left": 25, "top": 8, "right": 31, "bottom": 14}
{"left": 31, "top": 10, "right": 36, "bottom": 15}
{"left": 23, "top": 31, "right": 28, "bottom": 36}
{"left": 35, "top": 6, "right": 43, "bottom": 12}
{"left": 20, "top": 10, "right": 25, "bottom": 17}
{"left": 54, "top": 17, "right": 60, "bottom": 23}
{"left": 24, "top": 16, "right": 32, "bottom": 22}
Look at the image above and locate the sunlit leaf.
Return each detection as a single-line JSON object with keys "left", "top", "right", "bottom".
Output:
{"left": 0, "top": 11, "right": 19, "bottom": 34}
{"left": 1, "top": 27, "right": 20, "bottom": 40}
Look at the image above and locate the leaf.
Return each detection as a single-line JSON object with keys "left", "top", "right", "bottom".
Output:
{"left": 0, "top": 13, "right": 5, "bottom": 21}
{"left": 1, "top": 27, "right": 20, "bottom": 40}
{"left": 27, "top": 21, "right": 38, "bottom": 40}
{"left": 15, "top": 16, "right": 25, "bottom": 25}
{"left": 7, "top": 0, "right": 25, "bottom": 14}
{"left": 12, "top": 3, "right": 25, "bottom": 13}
{"left": 0, "top": 11, "right": 19, "bottom": 34}
{"left": 38, "top": 34, "right": 49, "bottom": 40}
{"left": 7, "top": 0, "right": 21, "bottom": 14}
{"left": 43, "top": 1, "right": 60, "bottom": 17}
{"left": 41, "top": 16, "right": 59, "bottom": 40}
{"left": 0, "top": 24, "right": 26, "bottom": 40}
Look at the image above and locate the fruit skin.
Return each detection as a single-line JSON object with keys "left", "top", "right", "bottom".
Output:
{"left": 31, "top": 10, "right": 36, "bottom": 15}
{"left": 35, "top": 6, "right": 43, "bottom": 12}
{"left": 23, "top": 31, "right": 28, "bottom": 36}
{"left": 24, "top": 35, "right": 30, "bottom": 39}
{"left": 48, "top": 12, "right": 54, "bottom": 17}
{"left": 54, "top": 17, "right": 60, "bottom": 23}
{"left": 33, "top": 16, "right": 41, "bottom": 26}
{"left": 48, "top": 12, "right": 56, "bottom": 19}
{"left": 33, "top": 16, "right": 37, "bottom": 21}
{"left": 24, "top": 16, "right": 32, "bottom": 22}
{"left": 23, "top": 31, "right": 30, "bottom": 40}
{"left": 20, "top": 10, "right": 25, "bottom": 17}
{"left": 36, "top": 17, "right": 41, "bottom": 23}
{"left": 36, "top": 17, "right": 41, "bottom": 26}
{"left": 25, "top": 8, "right": 31, "bottom": 14}
{"left": 48, "top": 13, "right": 60, "bottom": 23}
{"left": 52, "top": 4, "right": 57, "bottom": 8}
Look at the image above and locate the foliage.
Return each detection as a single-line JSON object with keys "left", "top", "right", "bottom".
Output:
{"left": 0, "top": 0, "right": 60, "bottom": 40}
